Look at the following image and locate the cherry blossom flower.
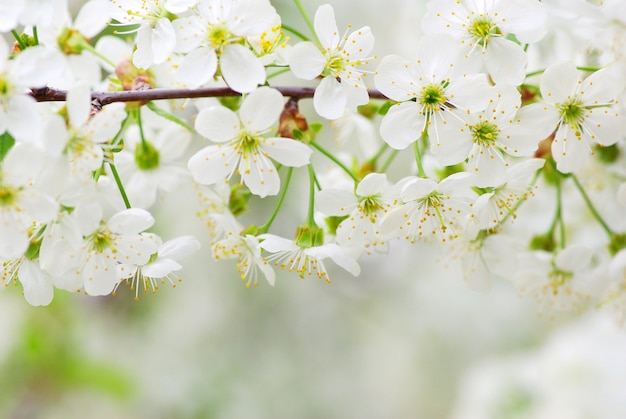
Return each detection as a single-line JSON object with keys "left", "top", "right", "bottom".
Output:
{"left": 0, "top": 143, "right": 59, "bottom": 260}
{"left": 422, "top": 0, "right": 547, "bottom": 85}
{"left": 514, "top": 245, "right": 604, "bottom": 311}
{"left": 188, "top": 87, "right": 312, "bottom": 198}
{"left": 110, "top": 0, "right": 198, "bottom": 68}
{"left": 258, "top": 233, "right": 360, "bottom": 283}
{"left": 172, "top": 0, "right": 278, "bottom": 92}
{"left": 434, "top": 85, "right": 540, "bottom": 186}
{"left": 212, "top": 233, "right": 275, "bottom": 287}
{"left": 518, "top": 62, "right": 626, "bottom": 173}
{"left": 472, "top": 158, "right": 545, "bottom": 230}
{"left": 116, "top": 234, "right": 200, "bottom": 299}
{"left": 316, "top": 172, "right": 397, "bottom": 252}
{"left": 374, "top": 34, "right": 491, "bottom": 151}
{"left": 289, "top": 4, "right": 375, "bottom": 120}
{"left": 380, "top": 172, "right": 475, "bottom": 244}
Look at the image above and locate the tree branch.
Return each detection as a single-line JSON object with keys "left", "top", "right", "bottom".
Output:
{"left": 30, "top": 86, "right": 390, "bottom": 106}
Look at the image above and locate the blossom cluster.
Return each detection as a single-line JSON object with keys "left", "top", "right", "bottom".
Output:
{"left": 1, "top": 0, "right": 625, "bottom": 322}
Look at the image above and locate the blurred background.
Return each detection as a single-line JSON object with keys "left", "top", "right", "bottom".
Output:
{"left": 2, "top": 1, "right": 626, "bottom": 418}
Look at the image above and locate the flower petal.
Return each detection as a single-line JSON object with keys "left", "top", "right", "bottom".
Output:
{"left": 239, "top": 87, "right": 283, "bottom": 133}
{"left": 221, "top": 44, "right": 265, "bottom": 93}
{"left": 313, "top": 76, "right": 347, "bottom": 120}
{"left": 195, "top": 106, "right": 240, "bottom": 142}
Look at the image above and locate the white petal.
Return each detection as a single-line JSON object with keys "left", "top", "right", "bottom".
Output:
{"left": 132, "top": 25, "right": 154, "bottom": 69}
{"left": 187, "top": 144, "right": 239, "bottom": 185}
{"left": 356, "top": 173, "right": 388, "bottom": 197}
{"left": 177, "top": 47, "right": 218, "bottom": 87}
{"left": 239, "top": 87, "right": 283, "bottom": 133}
{"left": 142, "top": 258, "right": 182, "bottom": 278}
{"left": 83, "top": 254, "right": 118, "bottom": 296}
{"left": 556, "top": 245, "right": 592, "bottom": 271}
{"left": 343, "top": 26, "right": 374, "bottom": 58}
{"left": 108, "top": 208, "right": 154, "bottom": 234}
{"left": 314, "top": 4, "right": 339, "bottom": 49}
{"left": 195, "top": 106, "right": 240, "bottom": 142}
{"left": 541, "top": 62, "right": 580, "bottom": 104}
{"left": 288, "top": 42, "right": 326, "bottom": 80}
{"left": 484, "top": 38, "right": 527, "bottom": 85}
{"left": 379, "top": 102, "right": 423, "bottom": 150}
{"left": 157, "top": 235, "right": 201, "bottom": 261}
{"left": 151, "top": 18, "right": 176, "bottom": 65}
{"left": 221, "top": 44, "right": 265, "bottom": 93}
{"left": 313, "top": 76, "right": 347, "bottom": 120}
{"left": 374, "top": 54, "right": 419, "bottom": 102}
{"left": 173, "top": 16, "right": 205, "bottom": 53}
{"left": 551, "top": 125, "right": 590, "bottom": 173}
{"left": 6, "top": 95, "right": 41, "bottom": 142}
{"left": 316, "top": 189, "right": 358, "bottom": 216}
{"left": 67, "top": 83, "right": 91, "bottom": 129}
{"left": 74, "top": 0, "right": 110, "bottom": 38}
{"left": 19, "top": 261, "right": 54, "bottom": 306}
{"left": 262, "top": 137, "right": 312, "bottom": 167}
{"left": 239, "top": 153, "right": 279, "bottom": 197}
{"left": 0, "top": 213, "right": 28, "bottom": 259}
{"left": 584, "top": 108, "right": 626, "bottom": 146}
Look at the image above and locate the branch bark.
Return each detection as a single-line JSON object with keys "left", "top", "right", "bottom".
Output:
{"left": 30, "top": 86, "right": 390, "bottom": 106}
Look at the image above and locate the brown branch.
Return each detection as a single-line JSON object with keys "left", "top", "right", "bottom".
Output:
{"left": 30, "top": 86, "right": 390, "bottom": 106}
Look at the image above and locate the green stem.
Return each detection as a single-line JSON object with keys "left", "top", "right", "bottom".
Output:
{"left": 571, "top": 174, "right": 614, "bottom": 236}
{"left": 135, "top": 108, "right": 148, "bottom": 147}
{"left": 414, "top": 136, "right": 427, "bottom": 178}
{"left": 311, "top": 141, "right": 359, "bottom": 182}
{"left": 109, "top": 163, "right": 132, "bottom": 209}
{"left": 258, "top": 167, "right": 294, "bottom": 234}
{"left": 82, "top": 43, "right": 116, "bottom": 68}
{"left": 292, "top": 0, "right": 319, "bottom": 44}
{"left": 368, "top": 143, "right": 389, "bottom": 166}
{"left": 281, "top": 24, "right": 310, "bottom": 42}
{"left": 380, "top": 149, "right": 398, "bottom": 173}
{"left": 555, "top": 172, "right": 566, "bottom": 249}
{"left": 11, "top": 30, "right": 26, "bottom": 50}
{"left": 32, "top": 26, "right": 39, "bottom": 45}
{"left": 525, "top": 66, "right": 602, "bottom": 79}
{"left": 306, "top": 164, "right": 316, "bottom": 226}
{"left": 267, "top": 67, "right": 292, "bottom": 80}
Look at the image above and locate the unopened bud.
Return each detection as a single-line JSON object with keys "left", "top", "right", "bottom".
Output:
{"left": 278, "top": 99, "right": 308, "bottom": 139}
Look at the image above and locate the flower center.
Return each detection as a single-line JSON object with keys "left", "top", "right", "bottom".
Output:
{"left": 0, "top": 183, "right": 18, "bottom": 207}
{"left": 87, "top": 225, "right": 114, "bottom": 253}
{"left": 557, "top": 98, "right": 585, "bottom": 130}
{"left": 236, "top": 133, "right": 261, "bottom": 155}
{"left": 207, "top": 24, "right": 237, "bottom": 53}
{"left": 468, "top": 16, "right": 499, "bottom": 48}
{"left": 322, "top": 53, "right": 346, "bottom": 78}
{"left": 358, "top": 196, "right": 382, "bottom": 222}
{"left": 547, "top": 269, "right": 573, "bottom": 296}
{"left": 470, "top": 121, "right": 499, "bottom": 146}
{"left": 419, "top": 83, "right": 447, "bottom": 115}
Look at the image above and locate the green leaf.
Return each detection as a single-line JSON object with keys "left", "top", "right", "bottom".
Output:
{"left": 0, "top": 131, "right": 15, "bottom": 162}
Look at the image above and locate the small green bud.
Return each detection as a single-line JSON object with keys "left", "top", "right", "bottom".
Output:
{"left": 134, "top": 140, "right": 160, "bottom": 171}
{"left": 324, "top": 215, "right": 349, "bottom": 236}
{"left": 295, "top": 224, "right": 325, "bottom": 248}
{"left": 595, "top": 143, "right": 620, "bottom": 164}
{"left": 529, "top": 233, "right": 557, "bottom": 252}
{"left": 608, "top": 233, "right": 626, "bottom": 256}
{"left": 229, "top": 185, "right": 252, "bottom": 216}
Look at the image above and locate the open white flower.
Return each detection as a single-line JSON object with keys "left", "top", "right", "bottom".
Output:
{"left": 434, "top": 85, "right": 540, "bottom": 186}
{"left": 375, "top": 34, "right": 491, "bottom": 151}
{"left": 380, "top": 172, "right": 475, "bottom": 244}
{"left": 316, "top": 172, "right": 396, "bottom": 251}
{"left": 514, "top": 245, "right": 604, "bottom": 311}
{"left": 188, "top": 87, "right": 312, "bottom": 197}
{"left": 289, "top": 4, "right": 374, "bottom": 120}
{"left": 110, "top": 0, "right": 198, "bottom": 68}
{"left": 116, "top": 234, "right": 200, "bottom": 300}
{"left": 213, "top": 233, "right": 275, "bottom": 287}
{"left": 259, "top": 233, "right": 360, "bottom": 283}
{"left": 422, "top": 0, "right": 547, "bottom": 85}
{"left": 518, "top": 62, "right": 626, "bottom": 173}
{"left": 172, "top": 0, "right": 278, "bottom": 92}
